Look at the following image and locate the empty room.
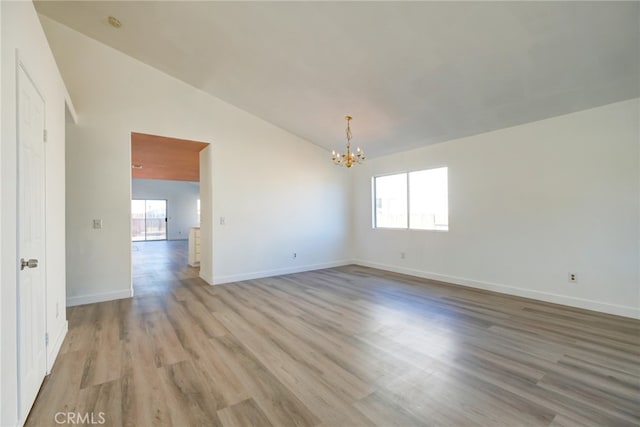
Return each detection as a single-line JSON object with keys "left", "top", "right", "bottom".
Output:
{"left": 1, "top": 1, "right": 638, "bottom": 426}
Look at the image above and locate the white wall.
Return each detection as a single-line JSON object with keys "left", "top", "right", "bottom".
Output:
{"left": 39, "top": 16, "right": 351, "bottom": 304}
{"left": 353, "top": 99, "right": 640, "bottom": 318}
{"left": 0, "top": 0, "right": 4, "bottom": 416}
{"left": 199, "top": 146, "right": 213, "bottom": 283}
{"left": 131, "top": 179, "right": 200, "bottom": 240}
{"left": 1, "top": 2, "right": 68, "bottom": 425}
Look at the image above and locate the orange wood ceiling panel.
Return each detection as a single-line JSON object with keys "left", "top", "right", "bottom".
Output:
{"left": 131, "top": 132, "right": 209, "bottom": 182}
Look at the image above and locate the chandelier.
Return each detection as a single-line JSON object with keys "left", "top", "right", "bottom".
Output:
{"left": 332, "top": 115, "right": 365, "bottom": 168}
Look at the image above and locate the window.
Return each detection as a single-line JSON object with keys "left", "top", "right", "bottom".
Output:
{"left": 409, "top": 168, "right": 449, "bottom": 230}
{"left": 374, "top": 173, "right": 407, "bottom": 228}
{"left": 373, "top": 167, "right": 448, "bottom": 231}
{"left": 131, "top": 199, "right": 168, "bottom": 241}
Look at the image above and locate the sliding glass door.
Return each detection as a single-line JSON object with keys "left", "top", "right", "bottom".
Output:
{"left": 131, "top": 199, "right": 167, "bottom": 241}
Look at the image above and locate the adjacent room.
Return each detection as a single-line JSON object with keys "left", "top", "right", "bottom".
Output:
{"left": 130, "top": 132, "right": 208, "bottom": 296}
{"left": 1, "top": 1, "right": 638, "bottom": 426}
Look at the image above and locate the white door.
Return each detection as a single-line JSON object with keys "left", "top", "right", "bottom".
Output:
{"left": 17, "top": 62, "right": 47, "bottom": 421}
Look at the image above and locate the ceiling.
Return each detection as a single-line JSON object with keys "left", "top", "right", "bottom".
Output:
{"left": 36, "top": 1, "right": 639, "bottom": 157}
{"left": 131, "top": 132, "right": 208, "bottom": 182}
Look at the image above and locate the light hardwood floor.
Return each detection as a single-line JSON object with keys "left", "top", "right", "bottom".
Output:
{"left": 26, "top": 240, "right": 639, "bottom": 426}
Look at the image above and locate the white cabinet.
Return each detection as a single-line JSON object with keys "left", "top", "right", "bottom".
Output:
{"left": 188, "top": 227, "right": 200, "bottom": 267}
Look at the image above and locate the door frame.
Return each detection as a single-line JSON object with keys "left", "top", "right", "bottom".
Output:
{"left": 15, "top": 56, "right": 48, "bottom": 423}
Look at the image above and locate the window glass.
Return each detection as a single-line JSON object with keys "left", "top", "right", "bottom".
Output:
{"left": 409, "top": 167, "right": 448, "bottom": 230}
{"left": 374, "top": 173, "right": 408, "bottom": 228}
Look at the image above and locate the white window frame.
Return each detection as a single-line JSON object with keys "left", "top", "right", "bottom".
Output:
{"left": 372, "top": 166, "right": 449, "bottom": 231}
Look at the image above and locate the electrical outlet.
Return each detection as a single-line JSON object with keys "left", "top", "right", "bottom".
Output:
{"left": 293, "top": 253, "right": 297, "bottom": 259}
{"left": 92, "top": 219, "right": 103, "bottom": 229}
{"left": 568, "top": 273, "right": 578, "bottom": 283}
{"left": 220, "top": 217, "right": 226, "bottom": 225}
{"left": 400, "top": 252, "right": 406, "bottom": 259}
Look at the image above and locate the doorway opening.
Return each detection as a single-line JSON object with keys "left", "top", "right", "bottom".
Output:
{"left": 131, "top": 199, "right": 168, "bottom": 241}
{"left": 130, "top": 132, "right": 209, "bottom": 296}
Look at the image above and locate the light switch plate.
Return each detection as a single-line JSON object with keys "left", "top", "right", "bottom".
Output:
{"left": 93, "top": 219, "right": 103, "bottom": 229}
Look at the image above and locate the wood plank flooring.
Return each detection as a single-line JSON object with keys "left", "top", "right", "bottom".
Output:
{"left": 26, "top": 240, "right": 640, "bottom": 426}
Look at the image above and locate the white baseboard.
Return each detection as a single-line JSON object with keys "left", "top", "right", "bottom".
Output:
{"left": 212, "top": 260, "right": 352, "bottom": 285}
{"left": 66, "top": 289, "right": 133, "bottom": 307}
{"left": 353, "top": 259, "right": 640, "bottom": 319}
{"left": 47, "top": 320, "right": 68, "bottom": 373}
{"left": 200, "top": 271, "right": 213, "bottom": 285}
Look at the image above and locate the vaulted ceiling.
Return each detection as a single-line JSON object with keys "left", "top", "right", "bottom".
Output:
{"left": 36, "top": 1, "right": 639, "bottom": 157}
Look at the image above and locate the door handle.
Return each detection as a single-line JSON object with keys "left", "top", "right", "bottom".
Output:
{"left": 20, "top": 258, "right": 38, "bottom": 270}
